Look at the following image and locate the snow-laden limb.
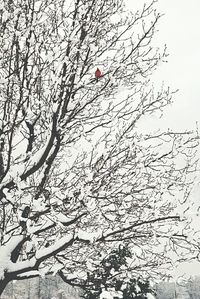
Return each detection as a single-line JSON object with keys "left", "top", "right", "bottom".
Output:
{"left": 0, "top": 235, "right": 23, "bottom": 257}
{"left": 0, "top": 235, "right": 23, "bottom": 279}
{"left": 8, "top": 257, "right": 37, "bottom": 275}
{"left": 16, "top": 270, "right": 40, "bottom": 279}
{"left": 0, "top": 121, "right": 55, "bottom": 192}
{"left": 35, "top": 234, "right": 74, "bottom": 260}
{"left": 77, "top": 229, "right": 102, "bottom": 243}
{"left": 0, "top": 234, "right": 74, "bottom": 281}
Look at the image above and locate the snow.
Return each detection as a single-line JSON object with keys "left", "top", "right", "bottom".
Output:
{"left": 17, "top": 270, "right": 39, "bottom": 278}
{"left": 86, "top": 198, "right": 96, "bottom": 211}
{"left": 27, "top": 219, "right": 54, "bottom": 235}
{"left": 8, "top": 257, "right": 36, "bottom": 273}
{"left": 77, "top": 230, "right": 102, "bottom": 243}
{"left": 0, "top": 235, "right": 36, "bottom": 279}
{"left": 110, "top": 13, "right": 121, "bottom": 24}
{"left": 25, "top": 108, "right": 36, "bottom": 124}
{"left": 35, "top": 234, "right": 74, "bottom": 259}
{"left": 135, "top": 284, "right": 141, "bottom": 293}
{"left": 26, "top": 132, "right": 52, "bottom": 167}
{"left": 55, "top": 213, "right": 74, "bottom": 223}
{"left": 66, "top": 273, "right": 77, "bottom": 280}
{"left": 121, "top": 283, "right": 127, "bottom": 291}
{"left": 0, "top": 254, "right": 10, "bottom": 279}
{"left": 38, "top": 267, "right": 50, "bottom": 278}
{"left": 0, "top": 235, "right": 24, "bottom": 260}
{"left": 51, "top": 263, "right": 64, "bottom": 276}
{"left": 146, "top": 293, "right": 156, "bottom": 299}
{"left": 6, "top": 235, "right": 73, "bottom": 275}
{"left": 86, "top": 260, "right": 96, "bottom": 271}
{"left": 32, "top": 197, "right": 47, "bottom": 212}
{"left": 100, "top": 291, "right": 113, "bottom": 299}
{"left": 0, "top": 78, "right": 8, "bottom": 84}
{"left": 2, "top": 11, "right": 9, "bottom": 22}
{"left": 100, "top": 290, "right": 123, "bottom": 299}
{"left": 0, "top": 131, "right": 52, "bottom": 191}
{"left": 52, "top": 102, "right": 59, "bottom": 113}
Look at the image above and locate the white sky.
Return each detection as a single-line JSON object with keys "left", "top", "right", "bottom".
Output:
{"left": 126, "top": 0, "right": 200, "bottom": 131}
{"left": 153, "top": 0, "right": 200, "bottom": 131}
{"left": 126, "top": 0, "right": 200, "bottom": 278}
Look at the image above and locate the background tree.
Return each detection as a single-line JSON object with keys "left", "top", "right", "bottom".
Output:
{"left": 186, "top": 277, "right": 200, "bottom": 299}
{"left": 2, "top": 275, "right": 80, "bottom": 299}
{"left": 155, "top": 282, "right": 176, "bottom": 299}
{"left": 0, "top": 0, "right": 199, "bottom": 296}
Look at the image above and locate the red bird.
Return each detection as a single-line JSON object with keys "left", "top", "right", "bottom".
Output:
{"left": 95, "top": 68, "right": 101, "bottom": 80}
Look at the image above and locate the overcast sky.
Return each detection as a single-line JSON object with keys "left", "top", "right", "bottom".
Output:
{"left": 126, "top": 0, "right": 200, "bottom": 132}
{"left": 156, "top": 0, "right": 200, "bottom": 278}
{"left": 126, "top": 0, "right": 200, "bottom": 278}
{"left": 153, "top": 0, "right": 200, "bottom": 131}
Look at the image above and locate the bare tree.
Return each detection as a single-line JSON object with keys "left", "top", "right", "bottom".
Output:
{"left": 0, "top": 0, "right": 199, "bottom": 296}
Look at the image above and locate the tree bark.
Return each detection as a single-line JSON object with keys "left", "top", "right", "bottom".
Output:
{"left": 0, "top": 278, "right": 10, "bottom": 297}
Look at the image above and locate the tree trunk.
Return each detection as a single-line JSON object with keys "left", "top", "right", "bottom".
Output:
{"left": 0, "top": 278, "right": 10, "bottom": 297}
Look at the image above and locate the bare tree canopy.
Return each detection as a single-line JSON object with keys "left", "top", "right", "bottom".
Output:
{"left": 0, "top": 0, "right": 199, "bottom": 297}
